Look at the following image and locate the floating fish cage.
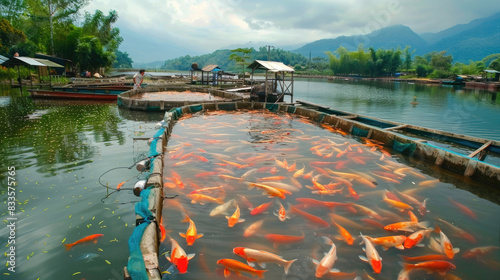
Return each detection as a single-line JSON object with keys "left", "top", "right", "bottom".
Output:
{"left": 117, "top": 85, "right": 248, "bottom": 112}
{"left": 123, "top": 101, "right": 500, "bottom": 280}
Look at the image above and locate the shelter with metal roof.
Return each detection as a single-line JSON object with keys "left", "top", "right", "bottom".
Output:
{"left": 483, "top": 69, "right": 500, "bottom": 81}
{"left": 2, "top": 56, "right": 65, "bottom": 88}
{"left": 247, "top": 60, "right": 295, "bottom": 103}
{"left": 190, "top": 64, "right": 223, "bottom": 85}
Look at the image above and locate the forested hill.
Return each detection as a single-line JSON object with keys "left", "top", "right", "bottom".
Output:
{"left": 161, "top": 47, "right": 308, "bottom": 72}
{"left": 293, "top": 12, "right": 500, "bottom": 63}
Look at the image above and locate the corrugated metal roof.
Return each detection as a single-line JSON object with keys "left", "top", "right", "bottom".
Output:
{"left": 13, "top": 56, "right": 47, "bottom": 66}
{"left": 247, "top": 60, "right": 294, "bottom": 72}
{"left": 484, "top": 69, "right": 500, "bottom": 74}
{"left": 2, "top": 56, "right": 65, "bottom": 67}
{"left": 0, "top": 55, "right": 8, "bottom": 64}
{"left": 33, "top": 58, "right": 64, "bottom": 68}
{"left": 202, "top": 64, "right": 220, "bottom": 72}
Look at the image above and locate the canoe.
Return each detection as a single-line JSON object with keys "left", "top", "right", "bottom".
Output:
{"left": 28, "top": 88, "right": 124, "bottom": 100}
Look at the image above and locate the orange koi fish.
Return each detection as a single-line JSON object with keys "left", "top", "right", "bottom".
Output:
{"left": 400, "top": 254, "right": 451, "bottom": 262}
{"left": 166, "top": 237, "right": 195, "bottom": 274}
{"left": 330, "top": 218, "right": 354, "bottom": 245}
{"left": 64, "top": 234, "right": 103, "bottom": 251}
{"left": 311, "top": 188, "right": 344, "bottom": 196}
{"left": 287, "top": 161, "right": 297, "bottom": 172}
{"left": 159, "top": 217, "right": 167, "bottom": 242}
{"left": 418, "top": 179, "right": 440, "bottom": 187}
{"left": 293, "top": 164, "right": 306, "bottom": 178}
{"left": 296, "top": 198, "right": 355, "bottom": 212}
{"left": 257, "top": 176, "right": 287, "bottom": 181}
{"left": 248, "top": 182, "right": 286, "bottom": 199}
{"left": 243, "top": 219, "right": 265, "bottom": 238}
{"left": 365, "top": 235, "right": 407, "bottom": 250}
{"left": 227, "top": 204, "right": 245, "bottom": 227}
{"left": 313, "top": 236, "right": 339, "bottom": 278}
{"left": 189, "top": 186, "right": 224, "bottom": 195}
{"left": 194, "top": 171, "right": 219, "bottom": 178}
{"left": 233, "top": 247, "right": 297, "bottom": 275}
{"left": 437, "top": 217, "right": 476, "bottom": 243}
{"left": 462, "top": 246, "right": 500, "bottom": 259}
{"left": 265, "top": 232, "right": 305, "bottom": 248}
{"left": 303, "top": 170, "right": 314, "bottom": 179}
{"left": 448, "top": 198, "right": 478, "bottom": 220}
{"left": 288, "top": 203, "right": 330, "bottom": 228}
{"left": 353, "top": 204, "right": 382, "bottom": 220}
{"left": 382, "top": 192, "right": 414, "bottom": 211}
{"left": 217, "top": 258, "right": 267, "bottom": 279}
{"left": 400, "top": 261, "right": 456, "bottom": 276}
{"left": 251, "top": 200, "right": 274, "bottom": 215}
{"left": 179, "top": 216, "right": 204, "bottom": 246}
{"left": 116, "top": 181, "right": 126, "bottom": 190}
{"left": 384, "top": 221, "right": 430, "bottom": 233}
{"left": 359, "top": 233, "right": 382, "bottom": 274}
{"left": 360, "top": 218, "right": 385, "bottom": 229}
{"left": 404, "top": 228, "right": 433, "bottom": 249}
{"left": 186, "top": 193, "right": 224, "bottom": 205}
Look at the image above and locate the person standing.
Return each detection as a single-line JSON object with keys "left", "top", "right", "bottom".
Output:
{"left": 133, "top": 69, "right": 145, "bottom": 89}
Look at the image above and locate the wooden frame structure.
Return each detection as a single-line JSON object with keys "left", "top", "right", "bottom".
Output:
{"left": 247, "top": 60, "right": 295, "bottom": 103}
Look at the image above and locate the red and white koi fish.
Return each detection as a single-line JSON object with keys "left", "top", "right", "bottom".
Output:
{"left": 312, "top": 236, "right": 339, "bottom": 278}
{"left": 166, "top": 237, "right": 195, "bottom": 274}
{"left": 359, "top": 233, "right": 382, "bottom": 274}
{"left": 365, "top": 235, "right": 407, "bottom": 250}
{"left": 274, "top": 200, "right": 289, "bottom": 222}
{"left": 227, "top": 203, "right": 245, "bottom": 228}
{"left": 404, "top": 228, "right": 433, "bottom": 249}
{"left": 418, "top": 198, "right": 429, "bottom": 216}
{"left": 430, "top": 226, "right": 460, "bottom": 259}
{"left": 384, "top": 221, "right": 430, "bottom": 233}
{"left": 179, "top": 216, "right": 203, "bottom": 246}
{"left": 233, "top": 247, "right": 297, "bottom": 274}
{"left": 210, "top": 199, "right": 236, "bottom": 217}
{"left": 217, "top": 258, "right": 267, "bottom": 279}
{"left": 64, "top": 234, "right": 103, "bottom": 251}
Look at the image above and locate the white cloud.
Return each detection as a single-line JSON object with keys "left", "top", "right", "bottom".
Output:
{"left": 80, "top": 0, "right": 499, "bottom": 62}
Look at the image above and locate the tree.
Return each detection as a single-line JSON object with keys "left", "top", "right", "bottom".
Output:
{"left": 229, "top": 47, "right": 252, "bottom": 83}
{"left": 26, "top": 0, "right": 89, "bottom": 54}
{"left": 489, "top": 58, "right": 500, "bottom": 71}
{"left": 113, "top": 50, "right": 133, "bottom": 68}
{"left": 0, "top": 0, "right": 25, "bottom": 25}
{"left": 76, "top": 36, "right": 114, "bottom": 73}
{"left": 0, "top": 18, "right": 26, "bottom": 55}
{"left": 430, "top": 51, "right": 452, "bottom": 71}
{"left": 81, "top": 10, "right": 122, "bottom": 53}
{"left": 402, "top": 46, "right": 415, "bottom": 70}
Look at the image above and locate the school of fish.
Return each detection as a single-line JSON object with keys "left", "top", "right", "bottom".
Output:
{"left": 157, "top": 110, "right": 499, "bottom": 279}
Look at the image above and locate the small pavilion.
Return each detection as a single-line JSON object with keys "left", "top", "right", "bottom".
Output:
{"left": 247, "top": 60, "right": 295, "bottom": 103}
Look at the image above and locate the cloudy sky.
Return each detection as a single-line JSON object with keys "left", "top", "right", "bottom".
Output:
{"left": 82, "top": 0, "right": 499, "bottom": 63}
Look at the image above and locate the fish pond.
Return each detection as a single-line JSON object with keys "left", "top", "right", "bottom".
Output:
{"left": 159, "top": 109, "right": 500, "bottom": 280}
{"left": 0, "top": 77, "right": 499, "bottom": 280}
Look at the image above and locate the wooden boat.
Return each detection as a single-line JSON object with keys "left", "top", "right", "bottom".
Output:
{"left": 28, "top": 87, "right": 129, "bottom": 100}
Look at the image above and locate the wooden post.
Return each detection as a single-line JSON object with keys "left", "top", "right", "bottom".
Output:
{"left": 265, "top": 69, "right": 268, "bottom": 103}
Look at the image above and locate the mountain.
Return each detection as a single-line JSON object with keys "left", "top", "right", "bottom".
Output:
{"left": 293, "top": 25, "right": 427, "bottom": 58}
{"left": 293, "top": 12, "right": 500, "bottom": 63}
{"left": 423, "top": 12, "right": 500, "bottom": 62}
